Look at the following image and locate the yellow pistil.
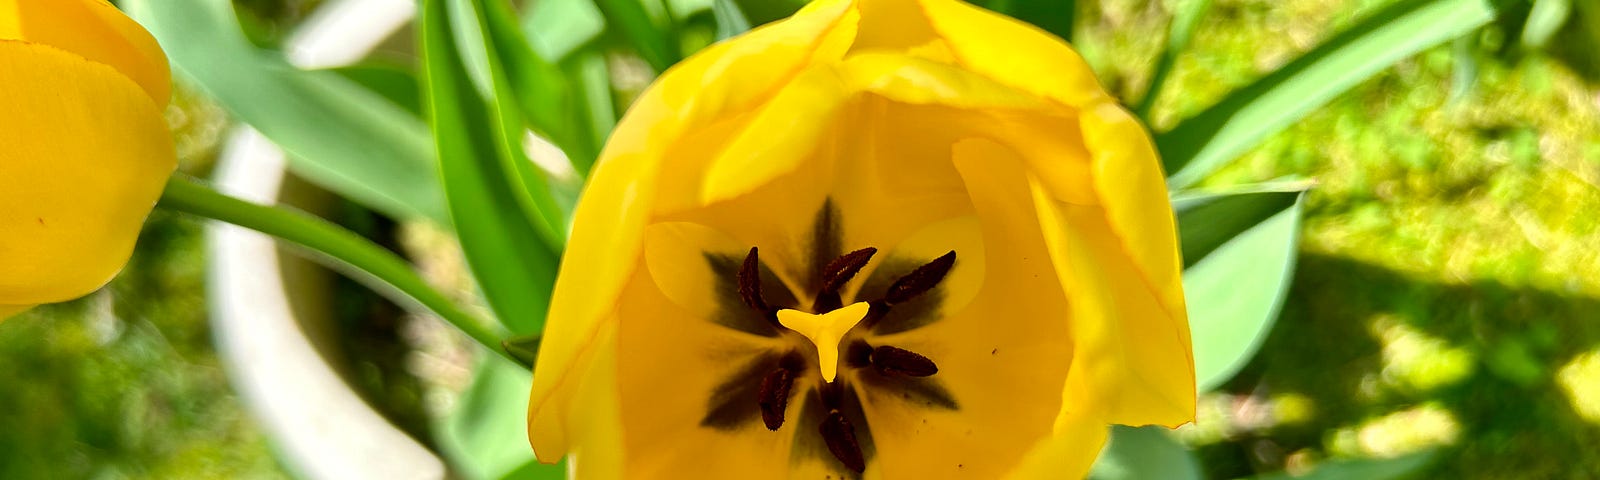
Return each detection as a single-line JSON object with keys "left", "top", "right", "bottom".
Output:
{"left": 777, "top": 302, "right": 872, "bottom": 383}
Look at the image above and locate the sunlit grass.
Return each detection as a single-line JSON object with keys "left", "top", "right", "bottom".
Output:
{"left": 1087, "top": 0, "right": 1600, "bottom": 477}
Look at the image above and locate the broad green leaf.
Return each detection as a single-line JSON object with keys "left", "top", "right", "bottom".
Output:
{"left": 125, "top": 0, "right": 447, "bottom": 224}
{"left": 713, "top": 0, "right": 753, "bottom": 41}
{"left": 561, "top": 47, "right": 618, "bottom": 175}
{"left": 328, "top": 63, "right": 423, "bottom": 115}
{"left": 485, "top": 0, "right": 611, "bottom": 173}
{"left": 1522, "top": 0, "right": 1572, "bottom": 49}
{"left": 439, "top": 359, "right": 565, "bottom": 480}
{"left": 1136, "top": 0, "right": 1213, "bottom": 118}
{"left": 595, "top": 0, "right": 682, "bottom": 72}
{"left": 422, "top": 0, "right": 560, "bottom": 334}
{"left": 1251, "top": 451, "right": 1438, "bottom": 480}
{"left": 1089, "top": 426, "right": 1202, "bottom": 480}
{"left": 462, "top": 0, "right": 587, "bottom": 236}
{"left": 1177, "top": 185, "right": 1307, "bottom": 391}
{"left": 1158, "top": 0, "right": 1495, "bottom": 188}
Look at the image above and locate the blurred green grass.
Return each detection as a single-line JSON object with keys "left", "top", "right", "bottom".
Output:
{"left": 3, "top": 0, "right": 1600, "bottom": 478}
{"left": 1083, "top": 0, "right": 1600, "bottom": 477}
{"left": 0, "top": 209, "right": 290, "bottom": 479}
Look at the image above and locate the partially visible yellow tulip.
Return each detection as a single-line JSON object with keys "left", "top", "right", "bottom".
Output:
{"left": 0, "top": 0, "right": 176, "bottom": 319}
{"left": 527, "top": 0, "right": 1194, "bottom": 478}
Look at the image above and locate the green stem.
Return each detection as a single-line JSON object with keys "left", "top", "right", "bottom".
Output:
{"left": 157, "top": 175, "right": 515, "bottom": 365}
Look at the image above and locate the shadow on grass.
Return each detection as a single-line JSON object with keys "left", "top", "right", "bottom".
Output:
{"left": 1198, "top": 253, "right": 1600, "bottom": 479}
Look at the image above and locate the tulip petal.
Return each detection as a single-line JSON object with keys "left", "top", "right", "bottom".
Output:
{"left": 528, "top": 0, "right": 858, "bottom": 458}
{"left": 681, "top": 94, "right": 975, "bottom": 290}
{"left": 1004, "top": 414, "right": 1109, "bottom": 479}
{"left": 915, "top": 0, "right": 1107, "bottom": 108}
{"left": 612, "top": 269, "right": 808, "bottom": 478}
{"left": 1032, "top": 177, "right": 1194, "bottom": 427}
{"left": 0, "top": 0, "right": 170, "bottom": 104}
{"left": 0, "top": 41, "right": 175, "bottom": 307}
{"left": 854, "top": 140, "right": 1075, "bottom": 478}
{"left": 1080, "top": 102, "right": 1188, "bottom": 338}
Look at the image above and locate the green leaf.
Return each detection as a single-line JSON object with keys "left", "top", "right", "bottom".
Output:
{"left": 1176, "top": 183, "right": 1308, "bottom": 391}
{"left": 1157, "top": 0, "right": 1495, "bottom": 188}
{"left": 327, "top": 62, "right": 423, "bottom": 116}
{"left": 729, "top": 0, "right": 806, "bottom": 25}
{"left": 1521, "top": 0, "right": 1572, "bottom": 49}
{"left": 438, "top": 359, "right": 566, "bottom": 479}
{"left": 595, "top": 0, "right": 683, "bottom": 72}
{"left": 465, "top": 0, "right": 588, "bottom": 234}
{"left": 124, "top": 0, "right": 448, "bottom": 224}
{"left": 523, "top": 0, "right": 607, "bottom": 61}
{"left": 560, "top": 47, "right": 618, "bottom": 175}
{"left": 713, "top": 0, "right": 753, "bottom": 41}
{"left": 1250, "top": 451, "right": 1438, "bottom": 480}
{"left": 484, "top": 0, "right": 611, "bottom": 174}
{"left": 1136, "top": 0, "right": 1212, "bottom": 118}
{"left": 1089, "top": 426, "right": 1202, "bottom": 480}
{"left": 502, "top": 334, "right": 542, "bottom": 370}
{"left": 422, "top": 0, "right": 561, "bottom": 334}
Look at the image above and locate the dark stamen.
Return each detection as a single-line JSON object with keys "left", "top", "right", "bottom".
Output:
{"left": 738, "top": 247, "right": 770, "bottom": 313}
{"left": 757, "top": 368, "right": 794, "bottom": 431}
{"left": 883, "top": 251, "right": 956, "bottom": 305}
{"left": 820, "top": 247, "right": 877, "bottom": 293}
{"left": 819, "top": 411, "right": 866, "bottom": 473}
{"left": 871, "top": 346, "right": 938, "bottom": 377}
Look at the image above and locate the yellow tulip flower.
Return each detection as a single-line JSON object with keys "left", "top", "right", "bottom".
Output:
{"left": 0, "top": 0, "right": 176, "bottom": 319}
{"left": 527, "top": 0, "right": 1194, "bottom": 477}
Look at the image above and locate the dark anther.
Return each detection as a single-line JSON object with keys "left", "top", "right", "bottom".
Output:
{"left": 883, "top": 251, "right": 956, "bottom": 305}
{"left": 757, "top": 368, "right": 794, "bottom": 431}
{"left": 738, "top": 247, "right": 770, "bottom": 313}
{"left": 813, "top": 247, "right": 877, "bottom": 313}
{"left": 819, "top": 411, "right": 866, "bottom": 473}
{"left": 870, "top": 346, "right": 938, "bottom": 377}
{"left": 820, "top": 247, "right": 878, "bottom": 293}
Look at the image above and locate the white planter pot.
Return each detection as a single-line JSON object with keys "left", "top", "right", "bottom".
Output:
{"left": 206, "top": 1, "right": 445, "bottom": 478}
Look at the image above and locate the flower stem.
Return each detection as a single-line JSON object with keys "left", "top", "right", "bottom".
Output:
{"left": 156, "top": 174, "right": 516, "bottom": 365}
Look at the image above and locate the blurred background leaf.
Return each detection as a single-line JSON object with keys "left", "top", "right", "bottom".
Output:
{"left": 713, "top": 0, "right": 753, "bottom": 41}
{"left": 125, "top": 0, "right": 448, "bottom": 224}
{"left": 1157, "top": 0, "right": 1496, "bottom": 188}
{"left": 438, "top": 359, "right": 563, "bottom": 480}
{"left": 1249, "top": 450, "right": 1437, "bottom": 480}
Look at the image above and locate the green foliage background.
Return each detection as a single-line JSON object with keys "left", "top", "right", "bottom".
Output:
{"left": 2, "top": 0, "right": 1599, "bottom": 478}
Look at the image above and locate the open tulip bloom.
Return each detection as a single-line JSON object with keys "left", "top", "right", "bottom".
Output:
{"left": 1, "top": 0, "right": 1208, "bottom": 477}
{"left": 525, "top": 0, "right": 1195, "bottom": 477}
